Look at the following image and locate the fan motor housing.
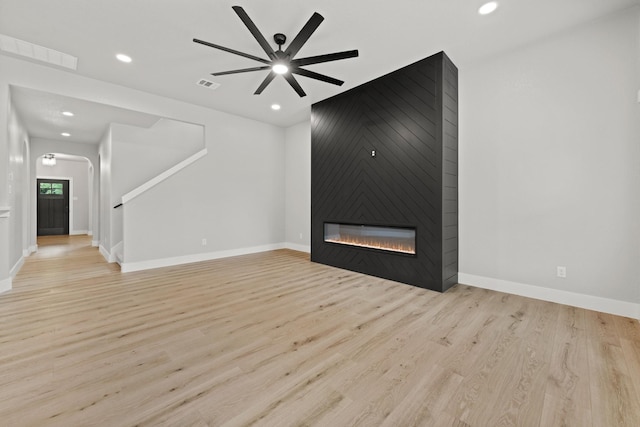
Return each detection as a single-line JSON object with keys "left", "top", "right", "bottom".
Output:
{"left": 274, "top": 33, "right": 286, "bottom": 47}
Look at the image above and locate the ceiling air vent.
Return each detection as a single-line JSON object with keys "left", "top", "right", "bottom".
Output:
{"left": 196, "top": 78, "right": 220, "bottom": 90}
{"left": 0, "top": 33, "right": 78, "bottom": 70}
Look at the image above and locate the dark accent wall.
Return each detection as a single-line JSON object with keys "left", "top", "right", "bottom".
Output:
{"left": 311, "top": 51, "right": 458, "bottom": 292}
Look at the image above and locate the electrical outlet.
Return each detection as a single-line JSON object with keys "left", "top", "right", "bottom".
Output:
{"left": 556, "top": 266, "right": 566, "bottom": 278}
{"left": 299, "top": 233, "right": 303, "bottom": 240}
{"left": 201, "top": 238, "right": 207, "bottom": 246}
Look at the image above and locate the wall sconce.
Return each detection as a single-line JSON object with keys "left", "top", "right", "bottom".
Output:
{"left": 42, "top": 154, "right": 56, "bottom": 166}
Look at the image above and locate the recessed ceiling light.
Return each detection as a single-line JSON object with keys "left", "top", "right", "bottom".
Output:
{"left": 62, "top": 111, "right": 74, "bottom": 117}
{"left": 272, "top": 63, "right": 288, "bottom": 75}
{"left": 116, "top": 53, "right": 132, "bottom": 63}
{"left": 478, "top": 1, "right": 498, "bottom": 15}
{"left": 271, "top": 104, "right": 281, "bottom": 111}
{"left": 61, "top": 132, "right": 71, "bottom": 137}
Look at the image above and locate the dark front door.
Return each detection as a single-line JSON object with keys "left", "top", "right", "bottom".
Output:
{"left": 37, "top": 179, "right": 70, "bottom": 236}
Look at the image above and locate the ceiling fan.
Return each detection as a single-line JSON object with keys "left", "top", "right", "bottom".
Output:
{"left": 193, "top": 6, "right": 359, "bottom": 97}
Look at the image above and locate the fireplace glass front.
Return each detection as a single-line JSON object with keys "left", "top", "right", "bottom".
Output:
{"left": 323, "top": 223, "right": 416, "bottom": 255}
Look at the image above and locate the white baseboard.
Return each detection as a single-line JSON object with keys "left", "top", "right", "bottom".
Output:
{"left": 99, "top": 245, "right": 116, "bottom": 263}
{"left": 0, "top": 277, "right": 11, "bottom": 293}
{"left": 458, "top": 273, "right": 640, "bottom": 320}
{"left": 284, "top": 242, "right": 311, "bottom": 253}
{"left": 23, "top": 245, "right": 37, "bottom": 257}
{"left": 91, "top": 240, "right": 99, "bottom": 247}
{"left": 112, "top": 241, "right": 123, "bottom": 266}
{"left": 10, "top": 256, "right": 24, "bottom": 278}
{"left": 120, "top": 243, "right": 286, "bottom": 273}
{"left": 70, "top": 230, "right": 88, "bottom": 235}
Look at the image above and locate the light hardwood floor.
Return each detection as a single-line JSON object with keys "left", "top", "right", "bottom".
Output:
{"left": 1, "top": 235, "right": 639, "bottom": 426}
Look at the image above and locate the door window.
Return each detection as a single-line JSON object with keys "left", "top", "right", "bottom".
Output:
{"left": 39, "top": 182, "right": 64, "bottom": 195}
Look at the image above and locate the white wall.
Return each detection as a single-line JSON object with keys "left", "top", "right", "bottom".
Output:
{"left": 458, "top": 9, "right": 640, "bottom": 314}
{"left": 98, "top": 128, "right": 113, "bottom": 256}
{"left": 5, "top": 90, "right": 30, "bottom": 285}
{"left": 111, "top": 119, "right": 204, "bottom": 199}
{"left": 0, "top": 82, "right": 9, "bottom": 291}
{"left": 284, "top": 121, "right": 311, "bottom": 252}
{"left": 36, "top": 157, "right": 90, "bottom": 234}
{"left": 121, "top": 112, "right": 285, "bottom": 266}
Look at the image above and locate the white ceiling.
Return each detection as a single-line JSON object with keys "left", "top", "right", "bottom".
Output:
{"left": 1, "top": 0, "right": 638, "bottom": 138}
{"left": 10, "top": 87, "right": 162, "bottom": 144}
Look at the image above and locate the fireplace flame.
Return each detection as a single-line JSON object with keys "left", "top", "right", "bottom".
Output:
{"left": 325, "top": 236, "right": 415, "bottom": 255}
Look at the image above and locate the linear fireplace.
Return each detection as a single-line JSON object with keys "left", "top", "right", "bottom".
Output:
{"left": 311, "top": 51, "right": 458, "bottom": 292}
{"left": 324, "top": 223, "right": 416, "bottom": 255}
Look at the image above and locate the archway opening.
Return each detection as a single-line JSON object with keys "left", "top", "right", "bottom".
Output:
{"left": 35, "top": 153, "right": 93, "bottom": 238}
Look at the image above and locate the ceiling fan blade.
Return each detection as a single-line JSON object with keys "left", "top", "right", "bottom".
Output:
{"left": 283, "top": 73, "right": 307, "bottom": 97}
{"left": 255, "top": 72, "right": 277, "bottom": 95}
{"left": 292, "top": 68, "right": 343, "bottom": 86}
{"left": 292, "top": 50, "right": 359, "bottom": 67}
{"left": 193, "top": 38, "right": 271, "bottom": 64}
{"left": 284, "top": 12, "right": 324, "bottom": 59}
{"left": 232, "top": 6, "right": 276, "bottom": 60}
{"left": 212, "top": 66, "right": 271, "bottom": 76}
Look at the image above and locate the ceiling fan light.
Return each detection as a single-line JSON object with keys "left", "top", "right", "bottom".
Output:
{"left": 272, "top": 63, "right": 288, "bottom": 74}
{"left": 194, "top": 6, "right": 357, "bottom": 97}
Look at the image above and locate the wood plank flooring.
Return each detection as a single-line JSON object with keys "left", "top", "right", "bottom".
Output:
{"left": 1, "top": 235, "right": 639, "bottom": 426}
